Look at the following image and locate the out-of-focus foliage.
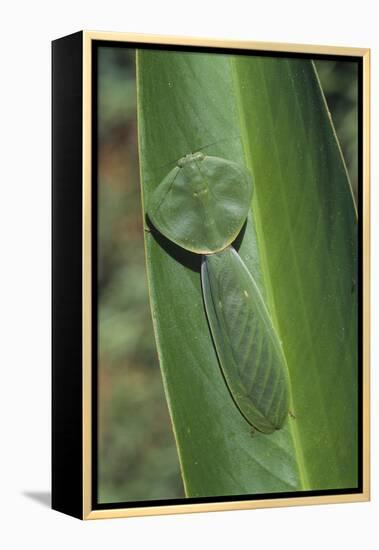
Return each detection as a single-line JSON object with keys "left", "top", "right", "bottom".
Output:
{"left": 97, "top": 47, "right": 358, "bottom": 504}
{"left": 97, "top": 46, "right": 183, "bottom": 503}
{"left": 315, "top": 60, "right": 358, "bottom": 198}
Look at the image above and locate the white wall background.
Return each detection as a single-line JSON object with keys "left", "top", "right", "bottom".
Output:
{"left": 0, "top": 1, "right": 376, "bottom": 548}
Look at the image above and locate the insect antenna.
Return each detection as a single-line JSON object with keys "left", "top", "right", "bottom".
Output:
{"left": 195, "top": 134, "right": 242, "bottom": 153}
{"left": 148, "top": 135, "right": 242, "bottom": 172}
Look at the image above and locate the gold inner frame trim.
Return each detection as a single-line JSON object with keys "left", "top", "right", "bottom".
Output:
{"left": 82, "top": 30, "right": 370, "bottom": 520}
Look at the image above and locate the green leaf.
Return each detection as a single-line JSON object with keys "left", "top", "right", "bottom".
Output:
{"left": 136, "top": 49, "right": 357, "bottom": 496}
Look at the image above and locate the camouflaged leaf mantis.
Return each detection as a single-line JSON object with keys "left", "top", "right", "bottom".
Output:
{"left": 147, "top": 152, "right": 290, "bottom": 433}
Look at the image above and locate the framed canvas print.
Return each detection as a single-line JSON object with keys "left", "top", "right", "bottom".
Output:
{"left": 52, "top": 31, "right": 370, "bottom": 520}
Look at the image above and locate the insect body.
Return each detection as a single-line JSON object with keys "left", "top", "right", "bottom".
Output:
{"left": 147, "top": 152, "right": 290, "bottom": 434}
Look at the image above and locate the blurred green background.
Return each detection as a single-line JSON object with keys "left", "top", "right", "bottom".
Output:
{"left": 97, "top": 46, "right": 359, "bottom": 504}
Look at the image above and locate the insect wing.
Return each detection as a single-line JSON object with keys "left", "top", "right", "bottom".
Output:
{"left": 201, "top": 247, "right": 290, "bottom": 433}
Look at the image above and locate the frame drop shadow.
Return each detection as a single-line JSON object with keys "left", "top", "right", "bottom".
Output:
{"left": 22, "top": 491, "right": 51, "bottom": 508}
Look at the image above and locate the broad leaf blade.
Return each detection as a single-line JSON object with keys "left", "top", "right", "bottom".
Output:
{"left": 136, "top": 49, "right": 357, "bottom": 496}
{"left": 137, "top": 49, "right": 302, "bottom": 496}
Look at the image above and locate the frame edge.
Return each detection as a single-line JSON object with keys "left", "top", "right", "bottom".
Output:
{"left": 52, "top": 30, "right": 84, "bottom": 520}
